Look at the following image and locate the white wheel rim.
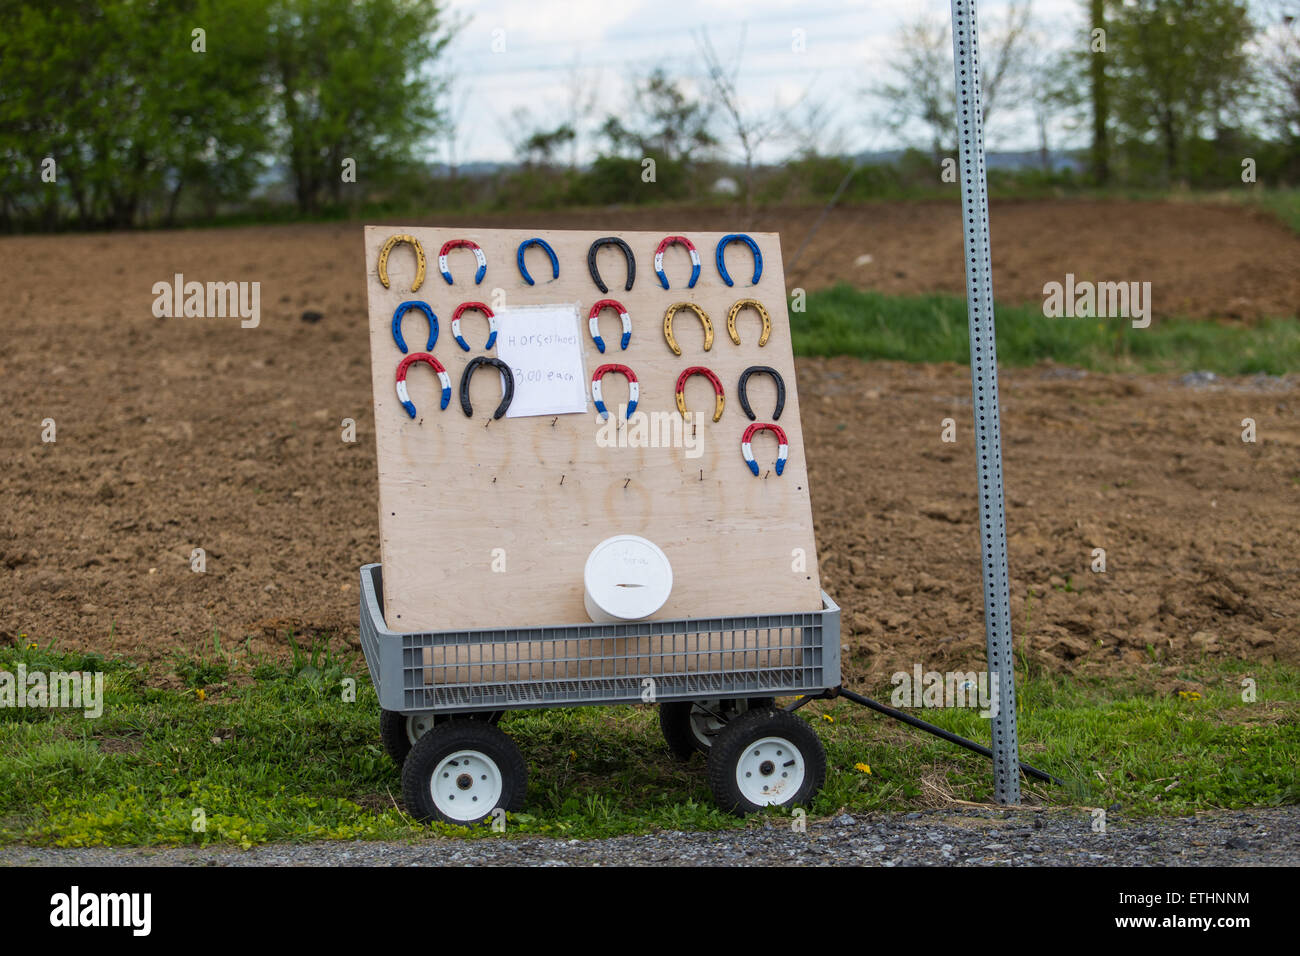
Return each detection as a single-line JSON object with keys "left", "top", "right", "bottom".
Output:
{"left": 688, "top": 699, "right": 748, "bottom": 749}
{"left": 431, "top": 749, "right": 503, "bottom": 822}
{"left": 405, "top": 714, "right": 435, "bottom": 745}
{"left": 735, "top": 736, "right": 805, "bottom": 805}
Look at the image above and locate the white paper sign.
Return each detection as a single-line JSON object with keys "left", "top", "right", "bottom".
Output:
{"left": 494, "top": 304, "right": 589, "bottom": 418}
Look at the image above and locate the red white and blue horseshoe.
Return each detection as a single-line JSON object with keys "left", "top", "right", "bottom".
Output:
{"left": 654, "top": 235, "right": 701, "bottom": 290}
{"left": 588, "top": 299, "right": 631, "bottom": 353}
{"left": 591, "top": 363, "right": 638, "bottom": 421}
{"left": 451, "top": 301, "right": 497, "bottom": 351}
{"left": 395, "top": 353, "right": 451, "bottom": 418}
{"left": 390, "top": 300, "right": 438, "bottom": 354}
{"left": 741, "top": 422, "right": 789, "bottom": 476}
{"left": 438, "top": 238, "right": 487, "bottom": 285}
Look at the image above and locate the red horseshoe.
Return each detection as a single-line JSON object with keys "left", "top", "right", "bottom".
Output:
{"left": 675, "top": 366, "right": 725, "bottom": 422}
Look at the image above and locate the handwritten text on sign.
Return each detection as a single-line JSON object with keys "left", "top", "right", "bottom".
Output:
{"left": 494, "top": 304, "right": 589, "bottom": 418}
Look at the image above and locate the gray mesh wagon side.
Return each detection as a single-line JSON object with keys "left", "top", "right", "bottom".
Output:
{"left": 358, "top": 563, "right": 840, "bottom": 715}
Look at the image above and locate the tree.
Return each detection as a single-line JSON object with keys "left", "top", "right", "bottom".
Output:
{"left": 503, "top": 58, "right": 600, "bottom": 171}
{"left": 0, "top": 0, "right": 271, "bottom": 229}
{"left": 1026, "top": 27, "right": 1087, "bottom": 173}
{"left": 870, "top": 15, "right": 953, "bottom": 161}
{"left": 267, "top": 0, "right": 453, "bottom": 212}
{"left": 697, "top": 27, "right": 799, "bottom": 211}
{"left": 1106, "top": 0, "right": 1254, "bottom": 184}
{"left": 780, "top": 95, "right": 849, "bottom": 161}
{"left": 1257, "top": 0, "right": 1300, "bottom": 150}
{"left": 510, "top": 112, "right": 576, "bottom": 168}
{"left": 437, "top": 72, "right": 475, "bottom": 179}
{"left": 599, "top": 68, "right": 716, "bottom": 163}
{"left": 870, "top": 2, "right": 1032, "bottom": 161}
{"left": 161, "top": 0, "right": 274, "bottom": 223}
{"left": 559, "top": 59, "right": 603, "bottom": 170}
{"left": 1087, "top": 0, "right": 1110, "bottom": 184}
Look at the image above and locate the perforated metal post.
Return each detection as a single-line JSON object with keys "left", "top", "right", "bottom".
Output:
{"left": 950, "top": 0, "right": 1020, "bottom": 804}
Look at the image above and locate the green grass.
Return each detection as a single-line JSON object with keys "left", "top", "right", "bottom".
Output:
{"left": 793, "top": 285, "right": 1300, "bottom": 375}
{"left": 1240, "top": 186, "right": 1300, "bottom": 236}
{"left": 0, "top": 642, "right": 1295, "bottom": 847}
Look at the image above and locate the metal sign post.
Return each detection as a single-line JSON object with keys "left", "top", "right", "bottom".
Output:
{"left": 950, "top": 0, "right": 1021, "bottom": 804}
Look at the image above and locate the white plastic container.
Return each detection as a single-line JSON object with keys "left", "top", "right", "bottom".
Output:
{"left": 582, "top": 535, "right": 673, "bottom": 623}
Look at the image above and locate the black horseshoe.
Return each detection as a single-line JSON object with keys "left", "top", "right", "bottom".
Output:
{"left": 738, "top": 366, "right": 785, "bottom": 421}
{"left": 460, "top": 356, "right": 515, "bottom": 420}
{"left": 587, "top": 237, "right": 635, "bottom": 294}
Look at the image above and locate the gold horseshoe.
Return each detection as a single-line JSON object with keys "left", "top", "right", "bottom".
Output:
{"left": 663, "top": 302, "right": 713, "bottom": 356}
{"left": 377, "top": 234, "right": 427, "bottom": 292}
{"left": 674, "top": 390, "right": 725, "bottom": 422}
{"left": 727, "top": 298, "right": 771, "bottom": 347}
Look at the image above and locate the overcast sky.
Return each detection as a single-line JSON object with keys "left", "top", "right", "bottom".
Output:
{"left": 436, "top": 0, "right": 1083, "bottom": 164}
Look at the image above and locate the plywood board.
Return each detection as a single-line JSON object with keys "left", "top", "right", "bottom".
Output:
{"left": 363, "top": 227, "right": 822, "bottom": 632}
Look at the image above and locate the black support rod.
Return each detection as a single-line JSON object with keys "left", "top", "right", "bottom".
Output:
{"left": 835, "top": 686, "right": 1064, "bottom": 787}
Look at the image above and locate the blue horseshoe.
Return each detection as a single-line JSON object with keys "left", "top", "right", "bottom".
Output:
{"left": 517, "top": 238, "right": 559, "bottom": 285}
{"left": 715, "top": 234, "right": 763, "bottom": 287}
{"left": 391, "top": 301, "right": 438, "bottom": 354}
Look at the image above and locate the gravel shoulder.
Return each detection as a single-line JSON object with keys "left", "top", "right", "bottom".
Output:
{"left": 3, "top": 807, "right": 1296, "bottom": 867}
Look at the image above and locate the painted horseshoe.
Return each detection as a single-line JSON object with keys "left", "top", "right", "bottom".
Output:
{"left": 438, "top": 238, "right": 487, "bottom": 285}
{"left": 591, "top": 363, "right": 639, "bottom": 421}
{"left": 377, "top": 234, "right": 427, "bottom": 292}
{"left": 738, "top": 366, "right": 785, "bottom": 421}
{"left": 675, "top": 366, "right": 725, "bottom": 423}
{"left": 727, "top": 298, "right": 771, "bottom": 347}
{"left": 460, "top": 356, "right": 514, "bottom": 420}
{"left": 451, "top": 302, "right": 497, "bottom": 351}
{"left": 390, "top": 301, "right": 438, "bottom": 354}
{"left": 662, "top": 302, "right": 713, "bottom": 356}
{"left": 395, "top": 353, "right": 451, "bottom": 419}
{"left": 741, "top": 422, "right": 789, "bottom": 476}
{"left": 653, "top": 235, "right": 701, "bottom": 290}
{"left": 587, "top": 237, "right": 635, "bottom": 294}
{"left": 588, "top": 299, "right": 631, "bottom": 353}
{"left": 517, "top": 237, "right": 559, "bottom": 285}
{"left": 716, "top": 234, "right": 763, "bottom": 287}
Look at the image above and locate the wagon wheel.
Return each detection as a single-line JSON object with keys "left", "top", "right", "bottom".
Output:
{"left": 706, "top": 708, "right": 826, "bottom": 815}
{"left": 658, "top": 697, "right": 776, "bottom": 760}
{"left": 380, "top": 709, "right": 504, "bottom": 766}
{"left": 401, "top": 720, "right": 528, "bottom": 826}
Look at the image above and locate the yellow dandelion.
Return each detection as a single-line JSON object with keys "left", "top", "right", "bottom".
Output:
{"left": 855, "top": 762, "right": 872, "bottom": 774}
{"left": 196, "top": 688, "right": 206, "bottom": 701}
{"left": 820, "top": 714, "right": 834, "bottom": 723}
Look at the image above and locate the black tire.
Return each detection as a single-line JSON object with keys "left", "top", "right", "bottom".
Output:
{"left": 706, "top": 708, "right": 826, "bottom": 815}
{"left": 401, "top": 720, "right": 528, "bottom": 826}
{"left": 658, "top": 697, "right": 777, "bottom": 760}
{"left": 379, "top": 709, "right": 505, "bottom": 767}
